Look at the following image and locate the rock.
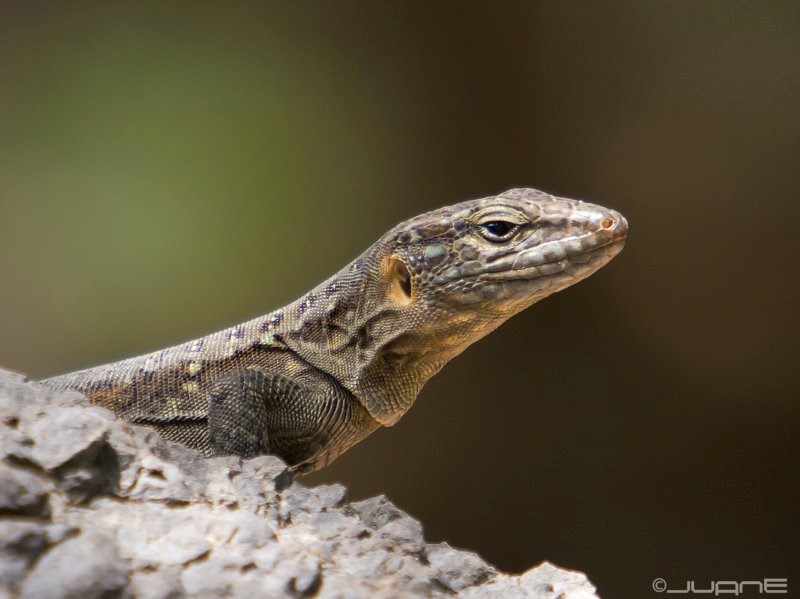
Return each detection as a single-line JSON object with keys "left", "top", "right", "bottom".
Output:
{"left": 0, "top": 368, "right": 598, "bottom": 598}
{"left": 0, "top": 462, "right": 51, "bottom": 517}
{"left": 0, "top": 521, "right": 51, "bottom": 592}
{"left": 19, "top": 529, "right": 130, "bottom": 599}
{"left": 427, "top": 543, "right": 495, "bottom": 592}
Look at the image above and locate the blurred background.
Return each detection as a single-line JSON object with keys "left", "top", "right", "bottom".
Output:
{"left": 1, "top": 2, "right": 798, "bottom": 597}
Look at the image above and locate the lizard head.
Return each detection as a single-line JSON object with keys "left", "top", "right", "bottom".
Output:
{"left": 350, "top": 187, "right": 628, "bottom": 425}
{"left": 382, "top": 187, "right": 628, "bottom": 317}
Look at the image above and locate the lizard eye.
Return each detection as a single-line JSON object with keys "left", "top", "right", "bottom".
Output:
{"left": 478, "top": 220, "right": 520, "bottom": 242}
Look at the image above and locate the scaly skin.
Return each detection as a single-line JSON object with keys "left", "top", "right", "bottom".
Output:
{"left": 42, "top": 188, "right": 628, "bottom": 473}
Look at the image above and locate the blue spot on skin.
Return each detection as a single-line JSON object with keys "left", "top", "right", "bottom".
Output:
{"left": 424, "top": 244, "right": 447, "bottom": 265}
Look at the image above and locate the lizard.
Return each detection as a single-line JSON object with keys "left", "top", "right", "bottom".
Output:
{"left": 41, "top": 188, "right": 628, "bottom": 474}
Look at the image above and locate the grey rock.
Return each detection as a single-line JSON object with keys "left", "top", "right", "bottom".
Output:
{"left": 427, "top": 542, "right": 495, "bottom": 592}
{"left": 285, "top": 556, "right": 323, "bottom": 598}
{"left": 0, "top": 368, "right": 598, "bottom": 598}
{"left": 349, "top": 494, "right": 406, "bottom": 529}
{"left": 20, "top": 528, "right": 129, "bottom": 599}
{"left": 0, "top": 521, "right": 51, "bottom": 595}
{"left": 130, "top": 567, "right": 183, "bottom": 599}
{"left": 351, "top": 495, "right": 425, "bottom": 555}
{"left": 519, "top": 561, "right": 599, "bottom": 598}
{"left": 26, "top": 405, "right": 111, "bottom": 471}
{"left": 0, "top": 462, "right": 51, "bottom": 517}
{"left": 459, "top": 561, "right": 599, "bottom": 599}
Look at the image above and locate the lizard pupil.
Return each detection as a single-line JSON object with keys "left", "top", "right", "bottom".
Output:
{"left": 480, "top": 221, "right": 517, "bottom": 240}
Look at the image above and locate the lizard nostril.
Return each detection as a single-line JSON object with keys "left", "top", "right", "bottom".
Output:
{"left": 600, "top": 217, "right": 614, "bottom": 229}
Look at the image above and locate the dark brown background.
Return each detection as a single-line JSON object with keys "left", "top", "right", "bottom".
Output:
{"left": 1, "top": 2, "right": 798, "bottom": 597}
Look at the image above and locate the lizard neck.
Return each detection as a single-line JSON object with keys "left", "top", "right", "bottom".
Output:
{"left": 279, "top": 247, "right": 507, "bottom": 427}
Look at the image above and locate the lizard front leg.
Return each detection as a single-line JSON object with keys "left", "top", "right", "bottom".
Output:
{"left": 207, "top": 368, "right": 375, "bottom": 473}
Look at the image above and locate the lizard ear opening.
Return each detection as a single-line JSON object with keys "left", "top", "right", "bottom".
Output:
{"left": 387, "top": 257, "right": 413, "bottom": 306}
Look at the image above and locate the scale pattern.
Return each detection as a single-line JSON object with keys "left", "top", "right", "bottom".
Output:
{"left": 42, "top": 188, "right": 628, "bottom": 473}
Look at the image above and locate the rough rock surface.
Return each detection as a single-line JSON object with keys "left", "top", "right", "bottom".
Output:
{"left": 0, "top": 368, "right": 598, "bottom": 598}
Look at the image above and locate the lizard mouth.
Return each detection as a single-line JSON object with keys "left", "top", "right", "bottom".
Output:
{"left": 460, "top": 227, "right": 627, "bottom": 286}
{"left": 500, "top": 235, "right": 627, "bottom": 283}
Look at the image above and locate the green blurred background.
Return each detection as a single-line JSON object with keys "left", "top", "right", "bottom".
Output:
{"left": 2, "top": 2, "right": 798, "bottom": 597}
